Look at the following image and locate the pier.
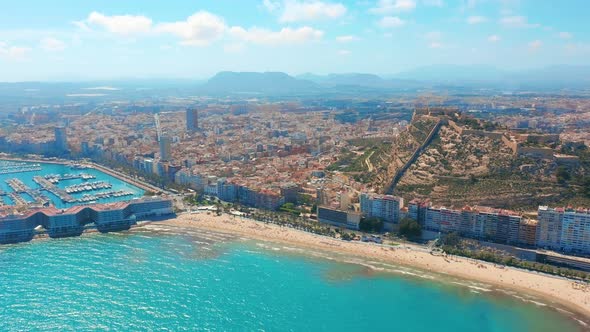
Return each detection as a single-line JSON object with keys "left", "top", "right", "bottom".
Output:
{"left": 4, "top": 178, "right": 51, "bottom": 207}
{"left": 65, "top": 181, "right": 112, "bottom": 194}
{"left": 0, "top": 166, "right": 42, "bottom": 174}
{"left": 6, "top": 178, "right": 28, "bottom": 193}
{"left": 8, "top": 192, "right": 27, "bottom": 206}
{"left": 78, "top": 190, "right": 134, "bottom": 202}
{"left": 32, "top": 176, "right": 77, "bottom": 203}
{"left": 0, "top": 161, "right": 42, "bottom": 174}
{"left": 44, "top": 173, "right": 96, "bottom": 183}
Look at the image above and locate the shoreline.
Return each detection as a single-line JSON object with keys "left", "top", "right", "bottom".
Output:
{"left": 152, "top": 212, "right": 590, "bottom": 320}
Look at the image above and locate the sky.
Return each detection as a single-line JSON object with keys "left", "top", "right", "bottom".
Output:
{"left": 0, "top": 0, "right": 588, "bottom": 81}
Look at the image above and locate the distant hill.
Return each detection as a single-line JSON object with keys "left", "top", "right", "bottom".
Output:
{"left": 1, "top": 65, "right": 589, "bottom": 105}
{"left": 298, "top": 73, "right": 384, "bottom": 86}
{"left": 394, "top": 65, "right": 505, "bottom": 84}
{"left": 200, "top": 71, "right": 318, "bottom": 95}
{"left": 392, "top": 65, "right": 590, "bottom": 89}
{"left": 297, "top": 73, "right": 424, "bottom": 90}
{"left": 513, "top": 65, "right": 590, "bottom": 89}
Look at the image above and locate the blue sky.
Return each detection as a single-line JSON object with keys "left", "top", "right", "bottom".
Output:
{"left": 0, "top": 0, "right": 588, "bottom": 81}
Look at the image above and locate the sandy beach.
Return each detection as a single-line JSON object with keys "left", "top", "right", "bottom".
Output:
{"left": 151, "top": 212, "right": 590, "bottom": 319}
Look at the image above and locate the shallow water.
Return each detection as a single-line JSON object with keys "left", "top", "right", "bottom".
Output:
{"left": 0, "top": 224, "right": 586, "bottom": 331}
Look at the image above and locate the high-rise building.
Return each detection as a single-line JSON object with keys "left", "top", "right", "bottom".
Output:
{"left": 536, "top": 206, "right": 564, "bottom": 250}
{"left": 217, "top": 178, "right": 238, "bottom": 202}
{"left": 360, "top": 193, "right": 404, "bottom": 231}
{"left": 316, "top": 187, "right": 329, "bottom": 206}
{"left": 418, "top": 204, "right": 524, "bottom": 244}
{"left": 560, "top": 209, "right": 590, "bottom": 253}
{"left": 159, "top": 135, "right": 172, "bottom": 161}
{"left": 186, "top": 108, "right": 199, "bottom": 132}
{"left": 537, "top": 206, "right": 590, "bottom": 253}
{"left": 518, "top": 219, "right": 538, "bottom": 247}
{"left": 54, "top": 126, "right": 68, "bottom": 152}
{"left": 280, "top": 183, "right": 300, "bottom": 204}
{"left": 80, "top": 141, "right": 89, "bottom": 154}
{"left": 408, "top": 198, "right": 430, "bottom": 225}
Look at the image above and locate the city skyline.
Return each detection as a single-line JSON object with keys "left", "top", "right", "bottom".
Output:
{"left": 0, "top": 0, "right": 589, "bottom": 81}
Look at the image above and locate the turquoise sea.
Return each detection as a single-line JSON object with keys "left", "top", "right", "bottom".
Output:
{"left": 0, "top": 223, "right": 587, "bottom": 331}
{"left": 0, "top": 160, "right": 144, "bottom": 208}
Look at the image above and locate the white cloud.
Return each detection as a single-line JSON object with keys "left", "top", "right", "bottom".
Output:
{"left": 72, "top": 20, "right": 91, "bottom": 31}
{"left": 229, "top": 26, "right": 324, "bottom": 45}
{"left": 337, "top": 49, "right": 351, "bottom": 55}
{"left": 499, "top": 15, "right": 539, "bottom": 28}
{"left": 558, "top": 31, "right": 573, "bottom": 39}
{"left": 378, "top": 16, "right": 405, "bottom": 28}
{"left": 528, "top": 40, "right": 542, "bottom": 51}
{"left": 429, "top": 41, "right": 442, "bottom": 48}
{"left": 262, "top": 0, "right": 281, "bottom": 12}
{"left": 487, "top": 34, "right": 501, "bottom": 42}
{"left": 85, "top": 11, "right": 153, "bottom": 35}
{"left": 0, "top": 43, "right": 31, "bottom": 60}
{"left": 336, "top": 35, "right": 359, "bottom": 42}
{"left": 76, "top": 10, "right": 328, "bottom": 48}
{"left": 155, "top": 11, "right": 227, "bottom": 46}
{"left": 279, "top": 1, "right": 347, "bottom": 23}
{"left": 370, "top": 0, "right": 416, "bottom": 15}
{"left": 40, "top": 37, "right": 66, "bottom": 51}
{"left": 467, "top": 16, "right": 487, "bottom": 24}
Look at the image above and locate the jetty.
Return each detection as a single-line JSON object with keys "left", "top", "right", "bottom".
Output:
{"left": 65, "top": 181, "right": 112, "bottom": 194}
{"left": 0, "top": 161, "right": 42, "bottom": 174}
{"left": 6, "top": 178, "right": 28, "bottom": 193}
{"left": 44, "top": 173, "right": 96, "bottom": 183}
{"left": 33, "top": 176, "right": 77, "bottom": 203}
{"left": 8, "top": 192, "right": 27, "bottom": 206}
{"left": 4, "top": 178, "right": 51, "bottom": 207}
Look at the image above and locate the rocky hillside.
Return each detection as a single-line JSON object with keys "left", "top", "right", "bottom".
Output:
{"left": 327, "top": 115, "right": 439, "bottom": 191}
{"left": 394, "top": 123, "right": 590, "bottom": 209}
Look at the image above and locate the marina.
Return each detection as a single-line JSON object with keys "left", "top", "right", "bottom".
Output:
{"left": 44, "top": 173, "right": 96, "bottom": 183}
{"left": 65, "top": 181, "right": 112, "bottom": 193}
{"left": 0, "top": 160, "right": 144, "bottom": 209}
{"left": 78, "top": 190, "right": 135, "bottom": 202}
{"left": 0, "top": 160, "right": 43, "bottom": 174}
{"left": 33, "top": 176, "right": 78, "bottom": 203}
{"left": 4, "top": 178, "right": 52, "bottom": 207}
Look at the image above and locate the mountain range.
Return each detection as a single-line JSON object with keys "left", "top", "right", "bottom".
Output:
{"left": 1, "top": 65, "right": 589, "bottom": 105}
{"left": 197, "top": 65, "right": 590, "bottom": 96}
